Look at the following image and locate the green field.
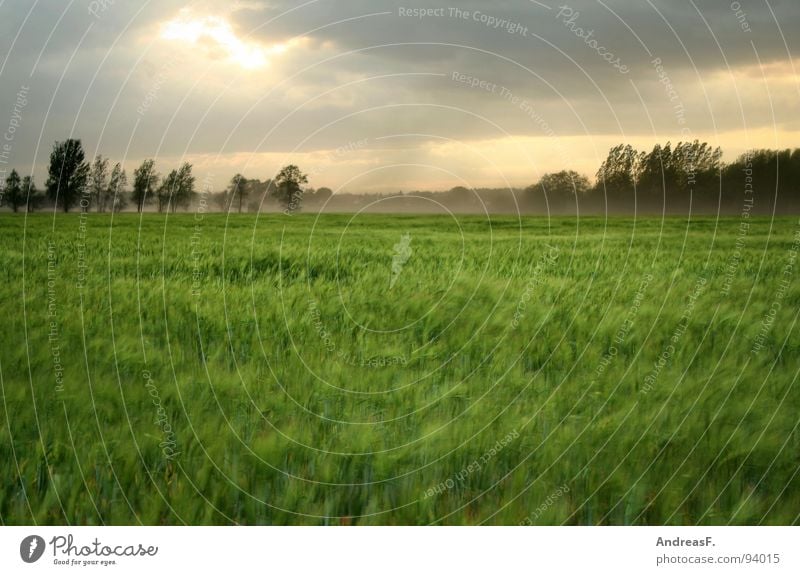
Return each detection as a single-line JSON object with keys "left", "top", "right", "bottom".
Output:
{"left": 1, "top": 213, "right": 799, "bottom": 525}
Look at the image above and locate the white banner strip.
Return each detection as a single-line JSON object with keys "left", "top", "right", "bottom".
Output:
{"left": 1, "top": 527, "right": 798, "bottom": 574}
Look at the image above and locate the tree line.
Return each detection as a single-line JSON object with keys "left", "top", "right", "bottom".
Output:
{"left": 524, "top": 141, "right": 799, "bottom": 214}
{"left": 1, "top": 138, "right": 798, "bottom": 214}
{"left": 0, "top": 138, "right": 313, "bottom": 214}
{"left": 347, "top": 142, "right": 799, "bottom": 215}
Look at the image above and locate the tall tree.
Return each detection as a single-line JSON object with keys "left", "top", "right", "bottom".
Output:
{"left": 3, "top": 169, "right": 23, "bottom": 212}
{"left": 674, "top": 140, "right": 722, "bottom": 199}
{"left": 272, "top": 165, "right": 308, "bottom": 213}
{"left": 105, "top": 163, "right": 127, "bottom": 212}
{"left": 22, "top": 175, "right": 40, "bottom": 212}
{"left": 158, "top": 169, "right": 178, "bottom": 213}
{"left": 595, "top": 144, "right": 640, "bottom": 194}
{"left": 228, "top": 173, "right": 249, "bottom": 213}
{"left": 173, "top": 162, "right": 195, "bottom": 212}
{"left": 89, "top": 155, "right": 109, "bottom": 212}
{"left": 46, "top": 139, "right": 90, "bottom": 212}
{"left": 638, "top": 143, "right": 668, "bottom": 198}
{"left": 155, "top": 164, "right": 194, "bottom": 213}
{"left": 132, "top": 159, "right": 158, "bottom": 213}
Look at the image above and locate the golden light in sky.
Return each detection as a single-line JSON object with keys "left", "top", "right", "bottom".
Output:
{"left": 160, "top": 11, "right": 291, "bottom": 70}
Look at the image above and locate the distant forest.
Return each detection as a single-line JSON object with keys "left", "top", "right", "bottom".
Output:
{"left": 1, "top": 138, "right": 798, "bottom": 215}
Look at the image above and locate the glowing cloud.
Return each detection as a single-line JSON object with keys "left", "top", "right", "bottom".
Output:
{"left": 160, "top": 11, "right": 292, "bottom": 70}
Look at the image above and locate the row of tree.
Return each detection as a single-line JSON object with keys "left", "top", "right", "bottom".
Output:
{"left": 2, "top": 138, "right": 799, "bottom": 214}
{"left": 0, "top": 170, "right": 38, "bottom": 212}
{"left": 526, "top": 142, "right": 799, "bottom": 213}
{"left": 0, "top": 139, "right": 312, "bottom": 214}
{"left": 214, "top": 167, "right": 329, "bottom": 214}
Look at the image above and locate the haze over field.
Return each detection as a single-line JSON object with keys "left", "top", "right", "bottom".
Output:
{"left": 0, "top": 0, "right": 798, "bottom": 194}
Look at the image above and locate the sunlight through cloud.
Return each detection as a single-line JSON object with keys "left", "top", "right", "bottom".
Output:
{"left": 160, "top": 10, "right": 292, "bottom": 70}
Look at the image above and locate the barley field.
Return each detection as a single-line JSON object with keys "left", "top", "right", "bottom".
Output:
{"left": 1, "top": 213, "right": 798, "bottom": 525}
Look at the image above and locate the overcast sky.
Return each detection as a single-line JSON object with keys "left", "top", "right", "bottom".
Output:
{"left": 0, "top": 0, "right": 797, "bottom": 193}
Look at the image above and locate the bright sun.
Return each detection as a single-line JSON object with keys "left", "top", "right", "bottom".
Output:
{"left": 160, "top": 12, "right": 291, "bottom": 70}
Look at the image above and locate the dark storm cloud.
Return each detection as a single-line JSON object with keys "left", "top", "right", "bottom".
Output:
{"left": 232, "top": 0, "right": 798, "bottom": 76}
{"left": 225, "top": 0, "right": 800, "bottom": 138}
